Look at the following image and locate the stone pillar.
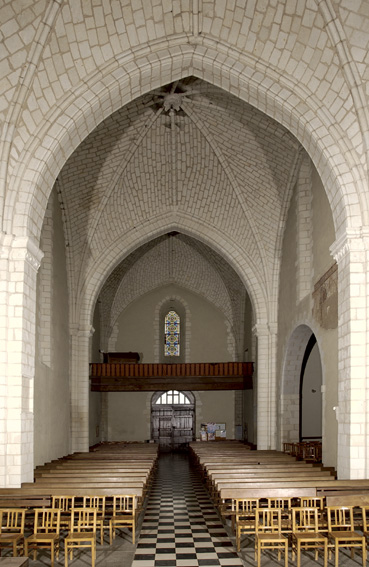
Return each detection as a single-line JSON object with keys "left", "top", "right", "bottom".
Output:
{"left": 331, "top": 229, "right": 369, "bottom": 478}
{"left": 70, "top": 324, "right": 94, "bottom": 454}
{"left": 253, "top": 322, "right": 278, "bottom": 450}
{"left": 100, "top": 393, "right": 109, "bottom": 442}
{"left": 0, "top": 234, "right": 43, "bottom": 487}
{"left": 296, "top": 157, "right": 313, "bottom": 303}
{"left": 234, "top": 390, "right": 243, "bottom": 440}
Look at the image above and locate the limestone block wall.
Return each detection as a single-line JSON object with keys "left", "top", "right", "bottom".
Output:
{"left": 34, "top": 189, "right": 70, "bottom": 466}
{"left": 89, "top": 299, "right": 102, "bottom": 446}
{"left": 242, "top": 293, "right": 256, "bottom": 444}
{"left": 278, "top": 158, "right": 338, "bottom": 468}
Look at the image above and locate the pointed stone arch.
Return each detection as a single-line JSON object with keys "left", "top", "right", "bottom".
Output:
{"left": 6, "top": 44, "right": 364, "bottom": 246}
{"left": 280, "top": 324, "right": 320, "bottom": 447}
{"left": 70, "top": 215, "right": 266, "bottom": 452}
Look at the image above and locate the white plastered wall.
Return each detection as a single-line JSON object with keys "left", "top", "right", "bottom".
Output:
{"left": 103, "top": 284, "right": 236, "bottom": 442}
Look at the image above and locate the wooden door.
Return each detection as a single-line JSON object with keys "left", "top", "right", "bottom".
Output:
{"left": 151, "top": 406, "right": 194, "bottom": 451}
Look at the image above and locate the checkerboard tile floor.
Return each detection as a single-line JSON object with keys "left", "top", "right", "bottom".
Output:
{"left": 132, "top": 453, "right": 242, "bottom": 567}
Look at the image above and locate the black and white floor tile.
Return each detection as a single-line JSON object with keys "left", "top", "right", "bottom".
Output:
{"left": 132, "top": 453, "right": 243, "bottom": 567}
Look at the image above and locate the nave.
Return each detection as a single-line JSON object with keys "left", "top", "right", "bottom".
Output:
{"left": 132, "top": 453, "right": 242, "bottom": 567}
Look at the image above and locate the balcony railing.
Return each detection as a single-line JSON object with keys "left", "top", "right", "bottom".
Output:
{"left": 90, "top": 361, "right": 253, "bottom": 391}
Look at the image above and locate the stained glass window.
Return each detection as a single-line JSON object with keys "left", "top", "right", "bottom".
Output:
{"left": 164, "top": 310, "right": 180, "bottom": 356}
{"left": 155, "top": 390, "right": 190, "bottom": 405}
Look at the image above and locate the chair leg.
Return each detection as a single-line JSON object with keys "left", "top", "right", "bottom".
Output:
{"left": 51, "top": 541, "right": 54, "bottom": 567}
{"left": 362, "top": 541, "right": 367, "bottom": 567}
{"left": 257, "top": 543, "right": 261, "bottom": 567}
{"left": 65, "top": 542, "right": 68, "bottom": 567}
{"left": 296, "top": 541, "right": 300, "bottom": 567}
{"left": 92, "top": 540, "right": 96, "bottom": 567}
{"left": 335, "top": 542, "right": 339, "bottom": 567}
{"left": 13, "top": 541, "right": 17, "bottom": 557}
{"left": 132, "top": 522, "right": 135, "bottom": 545}
{"left": 284, "top": 541, "right": 288, "bottom": 567}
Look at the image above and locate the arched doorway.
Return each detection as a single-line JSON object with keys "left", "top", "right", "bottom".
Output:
{"left": 151, "top": 390, "right": 195, "bottom": 451}
{"left": 280, "top": 324, "right": 321, "bottom": 447}
{"left": 300, "top": 334, "right": 322, "bottom": 442}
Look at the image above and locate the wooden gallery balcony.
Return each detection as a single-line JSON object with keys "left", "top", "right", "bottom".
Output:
{"left": 90, "top": 362, "right": 253, "bottom": 392}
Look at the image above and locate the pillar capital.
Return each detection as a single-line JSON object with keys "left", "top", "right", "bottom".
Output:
{"left": 0, "top": 233, "right": 44, "bottom": 271}
{"left": 252, "top": 323, "right": 268, "bottom": 337}
{"left": 70, "top": 324, "right": 95, "bottom": 338}
{"left": 252, "top": 322, "right": 277, "bottom": 337}
{"left": 330, "top": 227, "right": 369, "bottom": 262}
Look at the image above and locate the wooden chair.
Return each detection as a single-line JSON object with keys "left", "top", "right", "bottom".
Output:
{"left": 82, "top": 496, "right": 106, "bottom": 544}
{"left": 361, "top": 506, "right": 369, "bottom": 545}
{"left": 52, "top": 495, "right": 75, "bottom": 531}
{"left": 299, "top": 497, "right": 327, "bottom": 532}
{"left": 109, "top": 495, "right": 136, "bottom": 545}
{"left": 326, "top": 505, "right": 366, "bottom": 567}
{"left": 299, "top": 497, "right": 324, "bottom": 510}
{"left": 267, "top": 497, "right": 292, "bottom": 535}
{"left": 65, "top": 508, "right": 97, "bottom": 567}
{"left": 255, "top": 508, "right": 288, "bottom": 567}
{"left": 267, "top": 498, "right": 292, "bottom": 509}
{"left": 291, "top": 507, "right": 328, "bottom": 567}
{"left": 283, "top": 443, "right": 294, "bottom": 455}
{"left": 0, "top": 508, "right": 26, "bottom": 557}
{"left": 24, "top": 508, "right": 61, "bottom": 567}
{"left": 235, "top": 498, "right": 259, "bottom": 552}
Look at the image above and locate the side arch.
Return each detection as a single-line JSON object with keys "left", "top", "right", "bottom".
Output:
{"left": 280, "top": 324, "right": 318, "bottom": 446}
{"left": 299, "top": 335, "right": 322, "bottom": 442}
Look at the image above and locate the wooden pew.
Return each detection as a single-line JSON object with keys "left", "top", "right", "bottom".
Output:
{"left": 0, "top": 494, "right": 51, "bottom": 508}
{"left": 0, "top": 485, "right": 143, "bottom": 497}
{"left": 34, "top": 471, "right": 149, "bottom": 481}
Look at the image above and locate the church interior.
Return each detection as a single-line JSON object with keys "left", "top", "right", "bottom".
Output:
{"left": 1, "top": 1, "right": 369, "bottom": 565}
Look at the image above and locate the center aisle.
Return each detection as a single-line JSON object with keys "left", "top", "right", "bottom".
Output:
{"left": 132, "top": 452, "right": 243, "bottom": 567}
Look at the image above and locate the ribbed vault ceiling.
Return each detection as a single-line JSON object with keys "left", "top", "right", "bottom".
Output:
{"left": 56, "top": 77, "right": 301, "bottom": 337}
{"left": 99, "top": 232, "right": 247, "bottom": 350}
